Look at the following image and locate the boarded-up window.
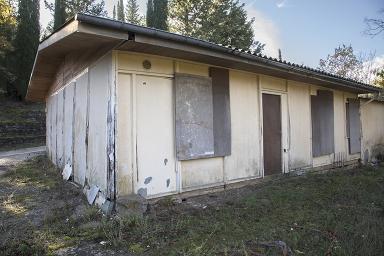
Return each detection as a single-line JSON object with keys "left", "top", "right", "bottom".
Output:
{"left": 175, "top": 74, "right": 215, "bottom": 160}
{"left": 175, "top": 70, "right": 231, "bottom": 160}
{"left": 210, "top": 67, "right": 231, "bottom": 156}
{"left": 346, "top": 99, "right": 361, "bottom": 154}
{"left": 311, "top": 90, "right": 334, "bottom": 157}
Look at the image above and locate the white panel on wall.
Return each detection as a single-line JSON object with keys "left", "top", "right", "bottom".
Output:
{"left": 63, "top": 83, "right": 75, "bottom": 168}
{"left": 73, "top": 72, "right": 88, "bottom": 186}
{"left": 135, "top": 75, "right": 177, "bottom": 196}
{"left": 56, "top": 91, "right": 64, "bottom": 169}
{"left": 51, "top": 95, "right": 57, "bottom": 165}
{"left": 181, "top": 157, "right": 224, "bottom": 189}
{"left": 224, "top": 71, "right": 261, "bottom": 181}
{"left": 287, "top": 81, "right": 312, "bottom": 169}
{"left": 116, "top": 73, "right": 133, "bottom": 196}
{"left": 46, "top": 97, "right": 51, "bottom": 160}
{"left": 334, "top": 91, "right": 347, "bottom": 155}
{"left": 87, "top": 54, "right": 111, "bottom": 192}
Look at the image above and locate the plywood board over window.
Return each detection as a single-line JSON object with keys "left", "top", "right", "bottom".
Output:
{"left": 210, "top": 67, "right": 231, "bottom": 157}
{"left": 175, "top": 70, "right": 231, "bottom": 161}
{"left": 175, "top": 74, "right": 215, "bottom": 160}
{"left": 311, "top": 90, "right": 334, "bottom": 157}
{"left": 346, "top": 99, "right": 361, "bottom": 154}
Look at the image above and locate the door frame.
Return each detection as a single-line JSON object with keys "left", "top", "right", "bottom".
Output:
{"left": 260, "top": 89, "right": 289, "bottom": 177}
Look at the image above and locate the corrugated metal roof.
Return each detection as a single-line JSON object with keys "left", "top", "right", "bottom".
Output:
{"left": 74, "top": 13, "right": 381, "bottom": 93}
{"left": 27, "top": 13, "right": 382, "bottom": 101}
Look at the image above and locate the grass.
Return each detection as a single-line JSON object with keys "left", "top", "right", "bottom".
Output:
{"left": 1, "top": 156, "right": 384, "bottom": 255}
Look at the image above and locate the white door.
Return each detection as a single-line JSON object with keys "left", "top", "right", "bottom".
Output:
{"left": 136, "top": 75, "right": 176, "bottom": 197}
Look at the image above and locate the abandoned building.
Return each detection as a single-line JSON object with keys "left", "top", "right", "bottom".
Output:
{"left": 26, "top": 14, "right": 384, "bottom": 207}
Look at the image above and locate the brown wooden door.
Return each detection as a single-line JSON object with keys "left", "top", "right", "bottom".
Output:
{"left": 262, "top": 93, "right": 282, "bottom": 175}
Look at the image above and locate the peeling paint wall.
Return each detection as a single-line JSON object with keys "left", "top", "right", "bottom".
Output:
{"left": 73, "top": 72, "right": 88, "bottom": 186}
{"left": 51, "top": 94, "right": 57, "bottom": 165}
{"left": 63, "top": 83, "right": 75, "bottom": 167}
{"left": 45, "top": 51, "right": 115, "bottom": 201}
{"left": 87, "top": 54, "right": 112, "bottom": 193}
{"left": 56, "top": 91, "right": 64, "bottom": 168}
{"left": 361, "top": 100, "right": 384, "bottom": 162}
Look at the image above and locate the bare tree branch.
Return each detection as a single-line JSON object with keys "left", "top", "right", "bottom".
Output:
{"left": 364, "top": 9, "right": 384, "bottom": 37}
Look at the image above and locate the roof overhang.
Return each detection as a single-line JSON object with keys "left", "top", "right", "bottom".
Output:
{"left": 27, "top": 13, "right": 381, "bottom": 101}
{"left": 26, "top": 18, "right": 127, "bottom": 101}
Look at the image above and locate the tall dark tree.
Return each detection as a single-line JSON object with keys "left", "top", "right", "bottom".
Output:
{"left": 117, "top": 0, "right": 125, "bottom": 21}
{"left": 146, "top": 0, "right": 154, "bottom": 27}
{"left": 169, "top": 0, "right": 264, "bottom": 51}
{"left": 0, "top": 0, "right": 17, "bottom": 94}
{"left": 126, "top": 0, "right": 141, "bottom": 24}
{"left": 12, "top": 0, "right": 40, "bottom": 98}
{"left": 153, "top": 0, "right": 168, "bottom": 30}
{"left": 53, "top": 0, "right": 66, "bottom": 30}
{"left": 113, "top": 5, "right": 116, "bottom": 19}
{"left": 45, "top": 0, "right": 106, "bottom": 31}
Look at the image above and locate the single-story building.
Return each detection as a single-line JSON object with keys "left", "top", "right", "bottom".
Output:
{"left": 27, "top": 14, "right": 384, "bottom": 207}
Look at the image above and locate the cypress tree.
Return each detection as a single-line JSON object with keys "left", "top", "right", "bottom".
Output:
{"left": 153, "top": 0, "right": 168, "bottom": 30}
{"left": 13, "top": 0, "right": 40, "bottom": 99}
{"left": 53, "top": 0, "right": 66, "bottom": 30}
{"left": 126, "top": 0, "right": 141, "bottom": 24}
{"left": 117, "top": 0, "right": 125, "bottom": 21}
{"left": 146, "top": 0, "right": 154, "bottom": 27}
{"left": 113, "top": 5, "right": 116, "bottom": 19}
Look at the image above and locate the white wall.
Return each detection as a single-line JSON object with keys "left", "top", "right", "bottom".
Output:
{"left": 361, "top": 100, "right": 384, "bottom": 162}
{"left": 63, "top": 83, "right": 75, "bottom": 168}
{"left": 287, "top": 81, "right": 312, "bottom": 169}
{"left": 113, "top": 51, "right": 364, "bottom": 198}
{"left": 73, "top": 71, "right": 88, "bottom": 186}
{"left": 224, "top": 71, "right": 261, "bottom": 181}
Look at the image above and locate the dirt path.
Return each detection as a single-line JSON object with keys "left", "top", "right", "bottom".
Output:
{"left": 0, "top": 146, "right": 46, "bottom": 176}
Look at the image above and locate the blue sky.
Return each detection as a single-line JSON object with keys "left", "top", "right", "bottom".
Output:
{"left": 40, "top": 0, "right": 384, "bottom": 68}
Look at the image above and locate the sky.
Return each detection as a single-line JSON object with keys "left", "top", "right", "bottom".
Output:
{"left": 40, "top": 0, "right": 384, "bottom": 69}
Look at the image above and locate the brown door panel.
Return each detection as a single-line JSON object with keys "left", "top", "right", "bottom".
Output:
{"left": 262, "top": 93, "right": 282, "bottom": 175}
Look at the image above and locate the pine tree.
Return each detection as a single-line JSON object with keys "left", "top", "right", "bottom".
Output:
{"left": 117, "top": 0, "right": 125, "bottom": 21}
{"left": 12, "top": 0, "right": 40, "bottom": 99}
{"left": 126, "top": 0, "right": 141, "bottom": 24}
{"left": 53, "top": 0, "right": 66, "bottom": 30}
{"left": 113, "top": 5, "right": 116, "bottom": 19}
{"left": 153, "top": 0, "right": 168, "bottom": 30}
{"left": 146, "top": 0, "right": 154, "bottom": 27}
{"left": 169, "top": 0, "right": 264, "bottom": 51}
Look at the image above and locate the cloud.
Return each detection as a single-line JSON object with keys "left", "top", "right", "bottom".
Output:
{"left": 276, "top": 0, "right": 287, "bottom": 8}
{"left": 247, "top": 8, "right": 282, "bottom": 57}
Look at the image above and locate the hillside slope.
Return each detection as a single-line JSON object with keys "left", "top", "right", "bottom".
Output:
{"left": 0, "top": 96, "right": 45, "bottom": 151}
